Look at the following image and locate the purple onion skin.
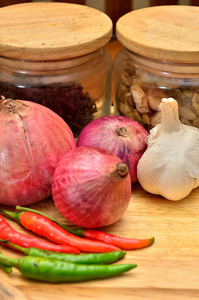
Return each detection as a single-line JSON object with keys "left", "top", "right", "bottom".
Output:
{"left": 52, "top": 146, "right": 131, "bottom": 229}
{"left": 0, "top": 98, "right": 76, "bottom": 206}
{"left": 77, "top": 116, "right": 149, "bottom": 183}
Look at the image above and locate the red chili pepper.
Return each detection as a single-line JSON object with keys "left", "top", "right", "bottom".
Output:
{"left": 1, "top": 210, "right": 121, "bottom": 253}
{"left": 0, "top": 214, "right": 80, "bottom": 254}
{"left": 15, "top": 206, "right": 155, "bottom": 250}
{"left": 83, "top": 230, "right": 154, "bottom": 250}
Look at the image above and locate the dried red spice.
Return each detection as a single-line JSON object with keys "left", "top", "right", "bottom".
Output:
{"left": 0, "top": 82, "right": 97, "bottom": 137}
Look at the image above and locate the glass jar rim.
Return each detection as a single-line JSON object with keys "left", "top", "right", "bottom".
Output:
{"left": 0, "top": 48, "right": 103, "bottom": 73}
{"left": 125, "top": 47, "right": 199, "bottom": 77}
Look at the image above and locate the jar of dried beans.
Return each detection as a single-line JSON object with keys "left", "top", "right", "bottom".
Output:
{"left": 0, "top": 2, "right": 112, "bottom": 138}
{"left": 114, "top": 6, "right": 199, "bottom": 130}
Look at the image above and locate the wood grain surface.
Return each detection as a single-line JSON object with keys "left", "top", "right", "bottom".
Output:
{"left": 0, "top": 2, "right": 112, "bottom": 60}
{"left": 0, "top": 182, "right": 199, "bottom": 300}
{"left": 116, "top": 5, "right": 199, "bottom": 63}
{"left": 0, "top": 278, "right": 30, "bottom": 300}
{"left": 0, "top": 40, "right": 199, "bottom": 299}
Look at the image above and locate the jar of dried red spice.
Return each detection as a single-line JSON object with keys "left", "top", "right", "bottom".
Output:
{"left": 0, "top": 2, "right": 112, "bottom": 138}
{"left": 114, "top": 6, "right": 199, "bottom": 131}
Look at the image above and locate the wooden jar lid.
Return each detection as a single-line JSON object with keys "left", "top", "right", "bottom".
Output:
{"left": 0, "top": 2, "right": 112, "bottom": 60}
{"left": 116, "top": 5, "right": 199, "bottom": 63}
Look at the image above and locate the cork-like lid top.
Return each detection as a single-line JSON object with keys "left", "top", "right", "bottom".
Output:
{"left": 116, "top": 5, "right": 199, "bottom": 63}
{"left": 0, "top": 2, "right": 112, "bottom": 60}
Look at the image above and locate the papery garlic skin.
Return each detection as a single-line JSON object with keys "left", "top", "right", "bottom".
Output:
{"left": 137, "top": 97, "right": 199, "bottom": 201}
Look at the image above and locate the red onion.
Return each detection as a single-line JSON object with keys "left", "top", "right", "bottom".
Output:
{"left": 77, "top": 115, "right": 149, "bottom": 183}
{"left": 0, "top": 96, "right": 76, "bottom": 206}
{"left": 52, "top": 146, "right": 131, "bottom": 228}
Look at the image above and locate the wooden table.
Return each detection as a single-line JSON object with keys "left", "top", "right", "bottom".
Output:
{"left": 1, "top": 181, "right": 199, "bottom": 300}
{"left": 1, "top": 40, "right": 199, "bottom": 300}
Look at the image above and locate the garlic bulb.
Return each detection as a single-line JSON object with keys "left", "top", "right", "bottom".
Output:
{"left": 137, "top": 97, "right": 199, "bottom": 201}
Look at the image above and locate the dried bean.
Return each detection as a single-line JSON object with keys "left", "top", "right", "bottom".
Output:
{"left": 125, "top": 92, "right": 134, "bottom": 107}
{"left": 133, "top": 110, "right": 143, "bottom": 124}
{"left": 192, "top": 93, "right": 199, "bottom": 105}
{"left": 147, "top": 87, "right": 168, "bottom": 111}
{"left": 183, "top": 90, "right": 195, "bottom": 99}
{"left": 120, "top": 71, "right": 132, "bottom": 87}
{"left": 150, "top": 111, "right": 161, "bottom": 128}
{"left": 192, "top": 102, "right": 199, "bottom": 116}
{"left": 118, "top": 102, "right": 135, "bottom": 119}
{"left": 192, "top": 118, "right": 199, "bottom": 128}
{"left": 131, "top": 83, "right": 150, "bottom": 114}
{"left": 142, "top": 114, "right": 151, "bottom": 125}
{"left": 179, "top": 106, "right": 197, "bottom": 121}
{"left": 174, "top": 89, "right": 186, "bottom": 100}
{"left": 181, "top": 117, "right": 192, "bottom": 126}
{"left": 115, "top": 57, "right": 199, "bottom": 131}
{"left": 117, "top": 84, "right": 129, "bottom": 102}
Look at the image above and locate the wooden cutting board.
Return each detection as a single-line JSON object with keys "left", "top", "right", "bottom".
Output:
{"left": 0, "top": 182, "right": 199, "bottom": 300}
{"left": 0, "top": 279, "right": 30, "bottom": 300}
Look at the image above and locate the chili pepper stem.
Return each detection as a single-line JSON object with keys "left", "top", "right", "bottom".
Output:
{"left": 149, "top": 237, "right": 155, "bottom": 246}
{"left": 16, "top": 205, "right": 84, "bottom": 237}
{"left": 0, "top": 253, "right": 21, "bottom": 268}
{"left": 0, "top": 251, "right": 12, "bottom": 274}
{"left": 0, "top": 262, "right": 12, "bottom": 274}
{"left": 0, "top": 239, "right": 28, "bottom": 255}
{"left": 0, "top": 209, "right": 21, "bottom": 224}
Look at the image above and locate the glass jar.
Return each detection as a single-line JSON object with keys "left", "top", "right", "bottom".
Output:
{"left": 114, "top": 48, "right": 199, "bottom": 130}
{"left": 0, "top": 47, "right": 112, "bottom": 138}
{"left": 114, "top": 5, "right": 199, "bottom": 131}
{"left": 0, "top": 2, "right": 113, "bottom": 138}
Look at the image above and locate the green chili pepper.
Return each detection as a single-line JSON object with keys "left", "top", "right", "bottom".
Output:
{"left": 0, "top": 251, "right": 12, "bottom": 274}
{"left": 0, "top": 239, "right": 125, "bottom": 265}
{"left": 0, "top": 253, "right": 137, "bottom": 283}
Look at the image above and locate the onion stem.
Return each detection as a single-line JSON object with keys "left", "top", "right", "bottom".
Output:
{"left": 115, "top": 127, "right": 128, "bottom": 137}
{"left": 116, "top": 163, "right": 129, "bottom": 178}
